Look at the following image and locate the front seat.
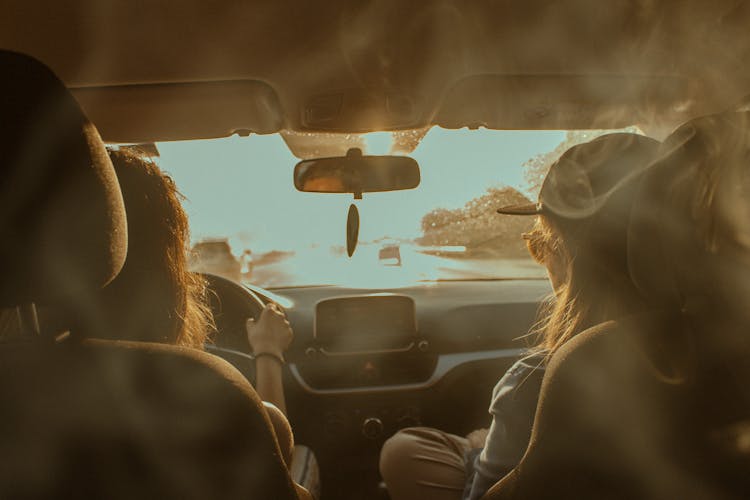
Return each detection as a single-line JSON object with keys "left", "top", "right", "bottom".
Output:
{"left": 483, "top": 111, "right": 750, "bottom": 500}
{"left": 0, "top": 50, "right": 302, "bottom": 499}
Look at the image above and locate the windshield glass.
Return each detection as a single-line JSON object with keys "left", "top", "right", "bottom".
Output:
{"left": 157, "top": 127, "right": 637, "bottom": 288}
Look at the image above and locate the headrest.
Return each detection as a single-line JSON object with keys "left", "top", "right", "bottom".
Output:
{"left": 628, "top": 111, "right": 750, "bottom": 319}
{"left": 0, "top": 51, "right": 127, "bottom": 308}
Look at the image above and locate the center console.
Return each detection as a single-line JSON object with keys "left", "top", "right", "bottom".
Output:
{"left": 289, "top": 294, "right": 438, "bottom": 440}
{"left": 294, "top": 294, "right": 437, "bottom": 391}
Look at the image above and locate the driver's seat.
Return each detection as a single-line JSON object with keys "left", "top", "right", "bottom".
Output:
{"left": 0, "top": 50, "right": 303, "bottom": 499}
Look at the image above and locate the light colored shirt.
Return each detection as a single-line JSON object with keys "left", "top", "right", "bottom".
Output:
{"left": 463, "top": 354, "right": 546, "bottom": 500}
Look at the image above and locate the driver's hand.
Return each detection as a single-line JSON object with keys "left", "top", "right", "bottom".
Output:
{"left": 246, "top": 303, "right": 293, "bottom": 358}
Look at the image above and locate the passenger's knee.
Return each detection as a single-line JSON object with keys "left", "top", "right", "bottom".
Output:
{"left": 379, "top": 427, "right": 429, "bottom": 480}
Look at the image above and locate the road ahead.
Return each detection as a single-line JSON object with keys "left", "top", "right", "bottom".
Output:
{"left": 249, "top": 244, "right": 545, "bottom": 289}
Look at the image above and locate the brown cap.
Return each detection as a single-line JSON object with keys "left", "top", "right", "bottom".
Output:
{"left": 497, "top": 133, "right": 660, "bottom": 221}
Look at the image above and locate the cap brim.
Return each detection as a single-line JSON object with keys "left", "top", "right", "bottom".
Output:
{"left": 496, "top": 203, "right": 541, "bottom": 215}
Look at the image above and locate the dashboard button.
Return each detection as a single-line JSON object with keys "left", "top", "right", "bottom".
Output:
{"left": 359, "top": 360, "right": 380, "bottom": 383}
{"left": 362, "top": 417, "right": 384, "bottom": 439}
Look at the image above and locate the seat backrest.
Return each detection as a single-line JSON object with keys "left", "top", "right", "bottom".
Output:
{"left": 0, "top": 50, "right": 299, "bottom": 499}
{"left": 0, "top": 340, "right": 298, "bottom": 499}
{"left": 483, "top": 317, "right": 750, "bottom": 500}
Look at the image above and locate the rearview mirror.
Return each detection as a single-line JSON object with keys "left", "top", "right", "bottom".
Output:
{"left": 294, "top": 148, "right": 420, "bottom": 195}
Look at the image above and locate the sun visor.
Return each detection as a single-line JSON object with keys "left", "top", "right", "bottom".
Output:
{"left": 435, "top": 74, "right": 693, "bottom": 130}
{"left": 72, "top": 80, "right": 285, "bottom": 143}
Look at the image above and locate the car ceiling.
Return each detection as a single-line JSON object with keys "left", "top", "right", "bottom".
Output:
{"left": 2, "top": 0, "right": 750, "bottom": 143}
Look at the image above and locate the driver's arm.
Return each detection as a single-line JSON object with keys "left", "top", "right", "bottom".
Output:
{"left": 247, "top": 304, "right": 321, "bottom": 499}
{"left": 246, "top": 303, "right": 292, "bottom": 414}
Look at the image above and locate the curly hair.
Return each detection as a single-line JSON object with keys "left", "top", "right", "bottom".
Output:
{"left": 95, "top": 148, "right": 214, "bottom": 348}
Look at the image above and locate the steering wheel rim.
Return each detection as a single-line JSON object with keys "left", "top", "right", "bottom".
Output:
{"left": 200, "top": 272, "right": 266, "bottom": 351}
{"left": 198, "top": 272, "right": 268, "bottom": 384}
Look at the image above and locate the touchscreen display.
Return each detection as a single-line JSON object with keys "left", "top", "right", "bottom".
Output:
{"left": 315, "top": 294, "right": 416, "bottom": 341}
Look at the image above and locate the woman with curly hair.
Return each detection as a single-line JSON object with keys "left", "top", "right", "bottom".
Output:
{"left": 92, "top": 149, "right": 310, "bottom": 492}
{"left": 95, "top": 148, "right": 214, "bottom": 348}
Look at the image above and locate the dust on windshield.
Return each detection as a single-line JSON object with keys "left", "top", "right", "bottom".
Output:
{"left": 157, "top": 127, "right": 636, "bottom": 288}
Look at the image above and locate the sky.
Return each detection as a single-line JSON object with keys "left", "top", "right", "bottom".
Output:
{"left": 157, "top": 127, "right": 566, "bottom": 255}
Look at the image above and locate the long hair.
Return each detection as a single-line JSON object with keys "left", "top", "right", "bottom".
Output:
{"left": 527, "top": 214, "right": 646, "bottom": 359}
{"left": 525, "top": 133, "right": 659, "bottom": 357}
{"left": 95, "top": 148, "right": 214, "bottom": 348}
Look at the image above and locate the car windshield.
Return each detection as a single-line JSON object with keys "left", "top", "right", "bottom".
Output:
{"left": 157, "top": 126, "right": 638, "bottom": 288}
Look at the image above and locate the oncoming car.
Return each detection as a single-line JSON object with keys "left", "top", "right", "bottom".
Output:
{"left": 2, "top": 1, "right": 750, "bottom": 499}
{"left": 378, "top": 242, "right": 402, "bottom": 267}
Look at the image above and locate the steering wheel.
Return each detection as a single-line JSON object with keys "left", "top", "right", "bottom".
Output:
{"left": 199, "top": 272, "right": 267, "bottom": 384}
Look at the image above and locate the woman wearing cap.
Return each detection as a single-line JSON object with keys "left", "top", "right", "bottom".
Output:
{"left": 483, "top": 111, "right": 750, "bottom": 500}
{"left": 379, "top": 133, "right": 660, "bottom": 500}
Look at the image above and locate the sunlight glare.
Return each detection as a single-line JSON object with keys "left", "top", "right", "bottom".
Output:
{"left": 362, "top": 131, "right": 395, "bottom": 155}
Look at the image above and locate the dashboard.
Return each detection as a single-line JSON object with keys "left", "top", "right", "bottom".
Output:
{"left": 264, "top": 280, "right": 549, "bottom": 431}
{"left": 207, "top": 277, "right": 551, "bottom": 499}
{"left": 277, "top": 280, "right": 549, "bottom": 362}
